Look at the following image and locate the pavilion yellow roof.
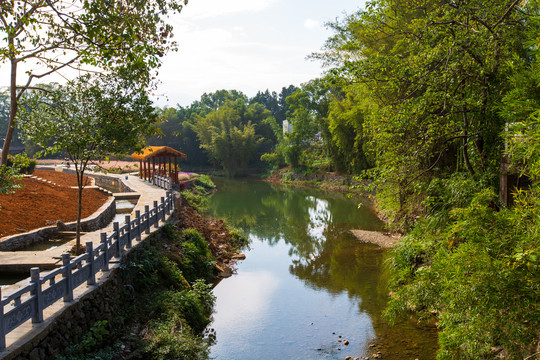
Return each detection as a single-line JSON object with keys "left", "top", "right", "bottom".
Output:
{"left": 131, "top": 146, "right": 187, "bottom": 160}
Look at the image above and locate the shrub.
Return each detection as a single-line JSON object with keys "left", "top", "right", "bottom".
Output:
{"left": 386, "top": 188, "right": 540, "bottom": 359}
{"left": 195, "top": 175, "right": 216, "bottom": 190}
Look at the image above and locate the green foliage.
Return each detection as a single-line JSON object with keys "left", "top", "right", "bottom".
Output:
{"left": 387, "top": 187, "right": 540, "bottom": 359}
{"left": 20, "top": 72, "right": 158, "bottom": 253}
{"left": 228, "top": 228, "right": 250, "bottom": 252}
{"left": 0, "top": 164, "right": 21, "bottom": 194}
{"left": 153, "top": 284, "right": 215, "bottom": 333}
{"left": 7, "top": 153, "right": 36, "bottom": 174}
{"left": 56, "top": 321, "right": 114, "bottom": 360}
{"left": 194, "top": 175, "right": 216, "bottom": 190}
{"left": 190, "top": 97, "right": 276, "bottom": 176}
{"left": 181, "top": 189, "right": 209, "bottom": 213}
{"left": 178, "top": 229, "right": 215, "bottom": 282}
{"left": 304, "top": 1, "right": 540, "bottom": 359}
{"left": 142, "top": 314, "right": 211, "bottom": 360}
{"left": 250, "top": 86, "right": 298, "bottom": 124}
{"left": 0, "top": 0, "right": 185, "bottom": 164}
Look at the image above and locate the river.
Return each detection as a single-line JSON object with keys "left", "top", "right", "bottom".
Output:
{"left": 205, "top": 178, "right": 438, "bottom": 360}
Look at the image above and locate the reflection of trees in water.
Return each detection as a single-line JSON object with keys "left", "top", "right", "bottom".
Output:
{"left": 208, "top": 178, "right": 438, "bottom": 358}
{"left": 290, "top": 223, "right": 389, "bottom": 315}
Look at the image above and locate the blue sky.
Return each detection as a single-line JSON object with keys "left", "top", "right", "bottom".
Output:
{"left": 155, "top": 0, "right": 367, "bottom": 107}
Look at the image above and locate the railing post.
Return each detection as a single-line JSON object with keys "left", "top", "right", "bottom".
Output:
{"left": 145, "top": 205, "right": 151, "bottom": 234}
{"left": 135, "top": 210, "right": 142, "bottom": 241}
{"left": 30, "top": 267, "right": 43, "bottom": 323}
{"left": 101, "top": 233, "right": 109, "bottom": 271}
{"left": 166, "top": 192, "right": 171, "bottom": 215}
{"left": 0, "top": 288, "right": 4, "bottom": 351}
{"left": 114, "top": 222, "right": 120, "bottom": 257}
{"left": 125, "top": 215, "right": 132, "bottom": 249}
{"left": 62, "top": 253, "right": 73, "bottom": 302}
{"left": 86, "top": 241, "right": 95, "bottom": 286}
{"left": 153, "top": 200, "right": 159, "bottom": 228}
{"left": 161, "top": 196, "right": 166, "bottom": 221}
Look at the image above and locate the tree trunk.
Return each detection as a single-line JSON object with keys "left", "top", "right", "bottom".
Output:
{"left": 462, "top": 107, "right": 476, "bottom": 179}
{"left": 75, "top": 164, "right": 84, "bottom": 255}
{"left": 76, "top": 185, "right": 83, "bottom": 255}
{"left": 2, "top": 37, "right": 18, "bottom": 166}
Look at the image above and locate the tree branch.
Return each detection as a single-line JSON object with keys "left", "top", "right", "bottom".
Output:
{"left": 494, "top": 0, "right": 522, "bottom": 29}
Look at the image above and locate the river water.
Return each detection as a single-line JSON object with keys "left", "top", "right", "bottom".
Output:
{"left": 205, "top": 178, "right": 438, "bottom": 360}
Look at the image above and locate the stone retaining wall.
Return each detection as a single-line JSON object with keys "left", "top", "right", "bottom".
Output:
{"left": 90, "top": 173, "right": 134, "bottom": 193}
{"left": 2, "top": 267, "right": 127, "bottom": 360}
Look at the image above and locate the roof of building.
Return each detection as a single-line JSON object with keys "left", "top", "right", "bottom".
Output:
{"left": 131, "top": 146, "right": 187, "bottom": 160}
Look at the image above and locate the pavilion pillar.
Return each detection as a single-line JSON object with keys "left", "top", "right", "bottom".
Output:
{"left": 174, "top": 156, "right": 178, "bottom": 184}
{"left": 168, "top": 156, "right": 172, "bottom": 179}
{"left": 143, "top": 158, "right": 147, "bottom": 180}
{"left": 139, "top": 159, "right": 142, "bottom": 179}
{"left": 144, "top": 158, "right": 148, "bottom": 180}
{"left": 152, "top": 157, "right": 156, "bottom": 179}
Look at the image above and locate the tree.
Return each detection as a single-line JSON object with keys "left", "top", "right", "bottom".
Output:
{"left": 20, "top": 72, "right": 158, "bottom": 254}
{"left": 1, "top": 0, "right": 185, "bottom": 165}
{"left": 191, "top": 98, "right": 276, "bottom": 176}
{"left": 315, "top": 0, "right": 537, "bottom": 221}
{"left": 250, "top": 85, "right": 298, "bottom": 125}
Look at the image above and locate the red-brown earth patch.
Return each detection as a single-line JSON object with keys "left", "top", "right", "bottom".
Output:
{"left": 33, "top": 169, "right": 92, "bottom": 187}
{"left": 0, "top": 170, "right": 109, "bottom": 238}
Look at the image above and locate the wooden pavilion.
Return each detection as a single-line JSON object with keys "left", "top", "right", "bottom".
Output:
{"left": 131, "top": 146, "right": 187, "bottom": 184}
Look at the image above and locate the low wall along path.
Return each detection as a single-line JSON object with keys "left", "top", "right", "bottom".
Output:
{"left": 0, "top": 170, "right": 175, "bottom": 359}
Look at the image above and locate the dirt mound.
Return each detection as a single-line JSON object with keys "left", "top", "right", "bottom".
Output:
{"left": 0, "top": 171, "right": 109, "bottom": 238}
{"left": 177, "top": 204, "right": 236, "bottom": 268}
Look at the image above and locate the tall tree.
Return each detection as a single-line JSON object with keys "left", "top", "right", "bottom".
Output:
{"left": 191, "top": 98, "right": 276, "bottom": 176}
{"left": 315, "top": 0, "right": 536, "bottom": 218}
{"left": 20, "top": 72, "right": 158, "bottom": 254}
{"left": 0, "top": 0, "right": 185, "bottom": 165}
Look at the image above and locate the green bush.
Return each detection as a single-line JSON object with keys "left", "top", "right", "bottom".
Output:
{"left": 178, "top": 229, "right": 215, "bottom": 282}
{"left": 181, "top": 190, "right": 208, "bottom": 212}
{"left": 386, "top": 188, "right": 540, "bottom": 359}
{"left": 194, "top": 175, "right": 216, "bottom": 189}
{"left": 142, "top": 314, "right": 211, "bottom": 360}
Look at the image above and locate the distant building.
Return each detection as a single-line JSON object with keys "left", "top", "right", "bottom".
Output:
{"left": 283, "top": 120, "right": 293, "bottom": 134}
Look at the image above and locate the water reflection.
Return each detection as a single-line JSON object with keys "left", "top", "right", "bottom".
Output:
{"left": 207, "top": 178, "right": 437, "bottom": 359}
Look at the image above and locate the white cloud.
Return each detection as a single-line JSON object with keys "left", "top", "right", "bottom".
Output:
{"left": 304, "top": 18, "right": 321, "bottom": 30}
{"left": 182, "top": 0, "right": 280, "bottom": 20}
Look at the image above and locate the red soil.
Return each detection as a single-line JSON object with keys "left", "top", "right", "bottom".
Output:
{"left": 0, "top": 170, "right": 109, "bottom": 238}
{"left": 33, "top": 169, "right": 92, "bottom": 187}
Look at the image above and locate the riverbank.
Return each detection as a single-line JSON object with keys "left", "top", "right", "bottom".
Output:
{"left": 50, "top": 180, "right": 248, "bottom": 359}
{"left": 265, "top": 168, "right": 401, "bottom": 247}
{"left": 266, "top": 167, "right": 367, "bottom": 194}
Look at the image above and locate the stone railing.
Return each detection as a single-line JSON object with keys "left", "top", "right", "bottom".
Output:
{"left": 153, "top": 173, "right": 172, "bottom": 191}
{"left": 0, "top": 192, "right": 175, "bottom": 351}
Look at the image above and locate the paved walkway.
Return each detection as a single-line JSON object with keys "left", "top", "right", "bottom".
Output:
{"left": 0, "top": 173, "right": 173, "bottom": 358}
